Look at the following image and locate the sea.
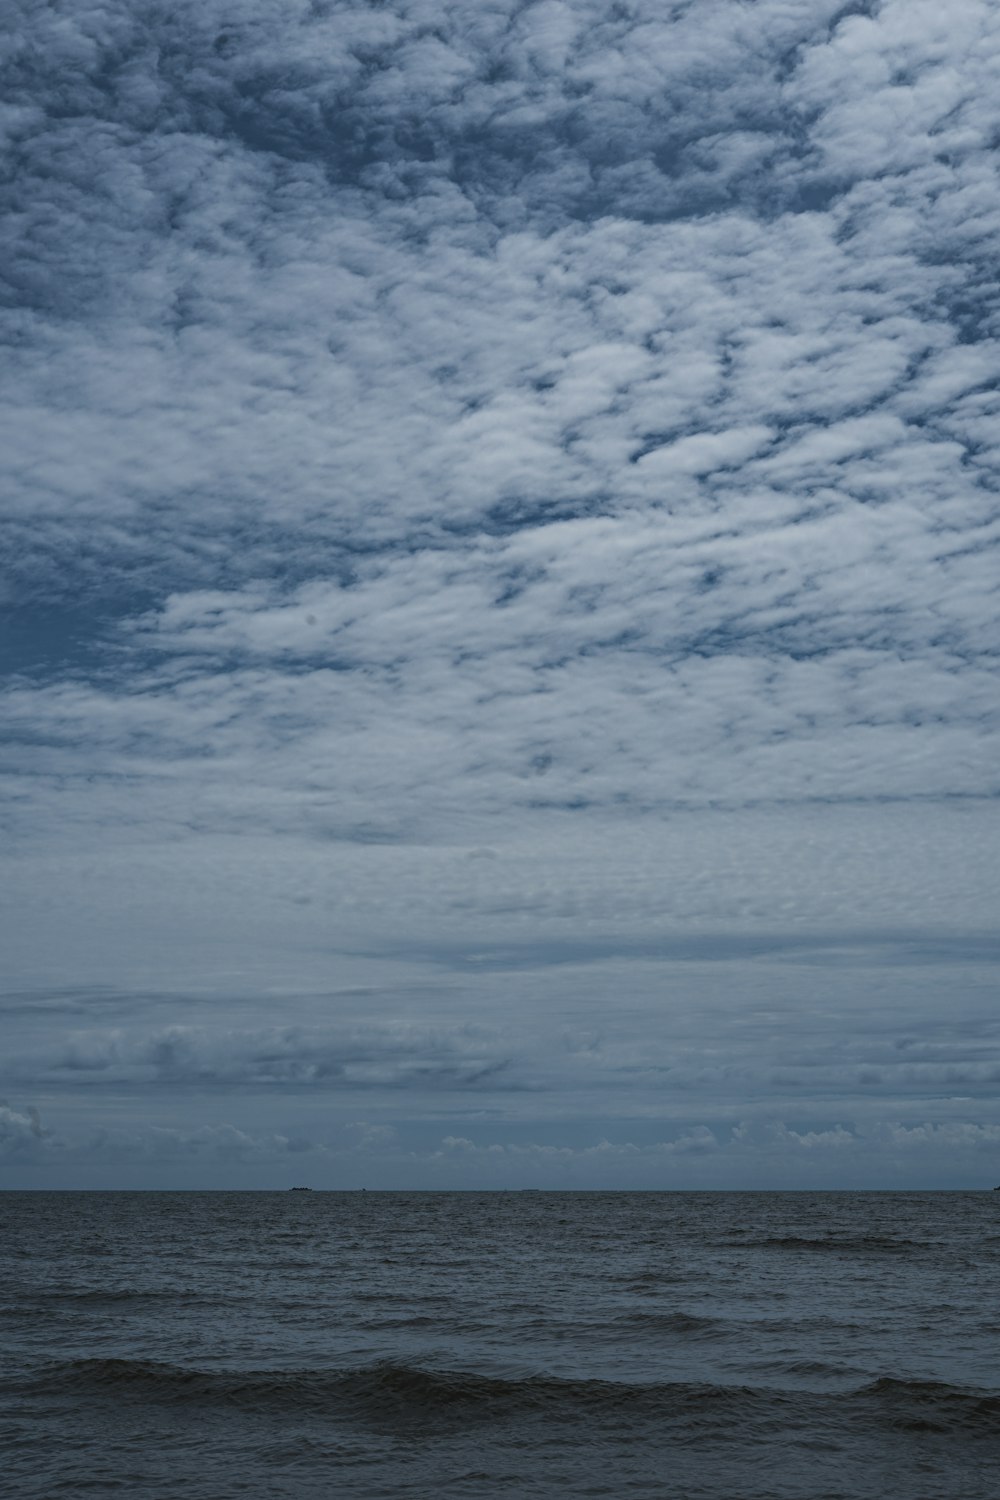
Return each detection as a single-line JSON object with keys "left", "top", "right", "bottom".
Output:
{"left": 1, "top": 1191, "right": 998, "bottom": 1498}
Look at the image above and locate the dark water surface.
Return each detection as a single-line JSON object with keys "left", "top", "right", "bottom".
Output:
{"left": 2, "top": 1192, "right": 998, "bottom": 1497}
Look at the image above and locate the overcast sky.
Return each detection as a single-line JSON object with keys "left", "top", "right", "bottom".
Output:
{"left": 2, "top": 0, "right": 999, "bottom": 1188}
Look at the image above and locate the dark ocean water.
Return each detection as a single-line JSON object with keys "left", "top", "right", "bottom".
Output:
{"left": 1, "top": 1192, "right": 998, "bottom": 1498}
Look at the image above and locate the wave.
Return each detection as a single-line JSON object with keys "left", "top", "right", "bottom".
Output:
{"left": 33, "top": 1286, "right": 238, "bottom": 1306}
{"left": 18, "top": 1358, "right": 779, "bottom": 1424}
{"left": 749, "top": 1235, "right": 928, "bottom": 1254}
{"left": 615, "top": 1310, "right": 728, "bottom": 1338}
{"left": 20, "top": 1359, "right": 1000, "bottom": 1435}
{"left": 863, "top": 1377, "right": 1000, "bottom": 1434}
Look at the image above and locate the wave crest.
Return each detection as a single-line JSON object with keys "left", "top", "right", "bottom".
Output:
{"left": 24, "top": 1359, "right": 1000, "bottom": 1435}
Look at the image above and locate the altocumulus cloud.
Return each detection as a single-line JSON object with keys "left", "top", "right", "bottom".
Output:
{"left": 1, "top": 0, "right": 999, "bottom": 1186}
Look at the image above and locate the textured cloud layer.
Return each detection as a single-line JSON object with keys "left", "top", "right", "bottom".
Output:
{"left": 2, "top": 0, "right": 998, "bottom": 1184}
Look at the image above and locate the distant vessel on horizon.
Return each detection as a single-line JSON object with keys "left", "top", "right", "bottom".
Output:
{"left": 289, "top": 1186, "right": 313, "bottom": 1191}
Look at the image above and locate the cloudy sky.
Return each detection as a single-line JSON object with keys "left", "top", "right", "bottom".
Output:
{"left": 2, "top": 0, "right": 999, "bottom": 1188}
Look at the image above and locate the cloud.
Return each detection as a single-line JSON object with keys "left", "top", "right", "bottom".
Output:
{"left": 880, "top": 1120, "right": 1000, "bottom": 1150}
{"left": 0, "top": 1099, "right": 323, "bottom": 1166}
{"left": 29, "top": 1021, "right": 513, "bottom": 1091}
{"left": 768, "top": 1122, "right": 858, "bottom": 1150}
{"left": 86, "top": 1121, "right": 321, "bottom": 1162}
{"left": 2, "top": 0, "right": 999, "bottom": 1184}
{"left": 434, "top": 1127, "right": 718, "bottom": 1164}
{"left": 346, "top": 1121, "right": 399, "bottom": 1150}
{"left": 4, "top": 1091, "right": 999, "bottom": 1188}
{"left": 0, "top": 1101, "right": 45, "bottom": 1156}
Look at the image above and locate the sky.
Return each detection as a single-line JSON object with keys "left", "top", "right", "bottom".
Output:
{"left": 2, "top": 0, "right": 999, "bottom": 1189}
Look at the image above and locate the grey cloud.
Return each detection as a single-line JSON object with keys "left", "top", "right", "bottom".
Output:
{"left": 0, "top": 1102, "right": 323, "bottom": 1165}
{"left": 3, "top": 949, "right": 997, "bottom": 1147}
{"left": 83, "top": 1121, "right": 322, "bottom": 1161}
{"left": 345, "top": 1121, "right": 398, "bottom": 1150}
{"left": 4, "top": 1101, "right": 997, "bottom": 1189}
{"left": 880, "top": 1121, "right": 1000, "bottom": 1150}
{"left": 25, "top": 1022, "right": 514, "bottom": 1091}
{"left": 435, "top": 1126, "right": 719, "bottom": 1163}
{"left": 0, "top": 1101, "right": 45, "bottom": 1156}
{"left": 767, "top": 1123, "right": 858, "bottom": 1149}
